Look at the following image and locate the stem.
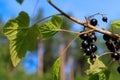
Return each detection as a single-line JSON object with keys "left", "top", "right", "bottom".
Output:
{"left": 47, "top": 0, "right": 120, "bottom": 38}
{"left": 59, "top": 29, "right": 79, "bottom": 34}
{"left": 32, "top": 0, "right": 39, "bottom": 17}
{"left": 98, "top": 52, "right": 112, "bottom": 58}
{"left": 34, "top": 14, "right": 61, "bottom": 25}
{"left": 88, "top": 13, "right": 106, "bottom": 19}
{"left": 59, "top": 29, "right": 95, "bottom": 35}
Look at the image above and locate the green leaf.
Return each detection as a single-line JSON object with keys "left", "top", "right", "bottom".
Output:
{"left": 110, "top": 20, "right": 120, "bottom": 34}
{"left": 39, "top": 15, "right": 62, "bottom": 40}
{"left": 88, "top": 69, "right": 110, "bottom": 80}
{"left": 16, "top": 0, "right": 24, "bottom": 4}
{"left": 3, "top": 12, "right": 40, "bottom": 67}
{"left": 86, "top": 55, "right": 110, "bottom": 80}
{"left": 51, "top": 15, "right": 63, "bottom": 28}
{"left": 111, "top": 20, "right": 120, "bottom": 28}
{"left": 16, "top": 11, "right": 29, "bottom": 27}
{"left": 52, "top": 58, "right": 60, "bottom": 80}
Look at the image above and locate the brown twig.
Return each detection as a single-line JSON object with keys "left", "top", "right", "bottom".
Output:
{"left": 59, "top": 29, "right": 94, "bottom": 35}
{"left": 87, "top": 13, "right": 106, "bottom": 19}
{"left": 99, "top": 51, "right": 120, "bottom": 58}
{"left": 47, "top": 0, "right": 120, "bottom": 38}
{"left": 98, "top": 52, "right": 112, "bottom": 58}
{"left": 34, "top": 14, "right": 62, "bottom": 25}
{"left": 47, "top": 0, "right": 84, "bottom": 25}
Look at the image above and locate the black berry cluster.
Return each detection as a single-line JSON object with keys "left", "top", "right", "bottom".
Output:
{"left": 80, "top": 32, "right": 97, "bottom": 61}
{"left": 103, "top": 34, "right": 120, "bottom": 73}
{"left": 103, "top": 34, "right": 120, "bottom": 60}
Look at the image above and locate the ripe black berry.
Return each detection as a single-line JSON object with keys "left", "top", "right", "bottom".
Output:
{"left": 80, "top": 33, "right": 88, "bottom": 40}
{"left": 117, "top": 66, "right": 120, "bottom": 73}
{"left": 105, "top": 41, "right": 115, "bottom": 52}
{"left": 90, "top": 54, "right": 96, "bottom": 61}
{"left": 90, "top": 44, "right": 97, "bottom": 52}
{"left": 88, "top": 34, "right": 97, "bottom": 43}
{"left": 115, "top": 40, "right": 120, "bottom": 45}
{"left": 84, "top": 48, "right": 92, "bottom": 56}
{"left": 103, "top": 34, "right": 111, "bottom": 41}
{"left": 81, "top": 40, "right": 90, "bottom": 48}
{"left": 111, "top": 52, "right": 119, "bottom": 60}
{"left": 102, "top": 17, "right": 108, "bottom": 23}
{"left": 111, "top": 36, "right": 118, "bottom": 41}
{"left": 89, "top": 32, "right": 95, "bottom": 36}
{"left": 90, "top": 18, "right": 98, "bottom": 26}
{"left": 114, "top": 40, "right": 120, "bottom": 50}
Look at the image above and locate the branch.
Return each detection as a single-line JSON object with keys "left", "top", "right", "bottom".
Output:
{"left": 47, "top": 0, "right": 120, "bottom": 38}
{"left": 47, "top": 0, "right": 84, "bottom": 25}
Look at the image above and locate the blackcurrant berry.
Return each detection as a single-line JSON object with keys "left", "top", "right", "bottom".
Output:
{"left": 103, "top": 34, "right": 111, "bottom": 41}
{"left": 105, "top": 41, "right": 115, "bottom": 52}
{"left": 111, "top": 52, "right": 119, "bottom": 60}
{"left": 102, "top": 17, "right": 108, "bottom": 23}
{"left": 111, "top": 36, "right": 118, "bottom": 41}
{"left": 90, "top": 54, "right": 96, "bottom": 61}
{"left": 81, "top": 40, "right": 90, "bottom": 48}
{"left": 117, "top": 66, "right": 120, "bottom": 73}
{"left": 90, "top": 18, "right": 98, "bottom": 26}
{"left": 115, "top": 40, "right": 120, "bottom": 46}
{"left": 80, "top": 33, "right": 88, "bottom": 40}
{"left": 90, "top": 44, "right": 97, "bottom": 52}
{"left": 88, "top": 34, "right": 97, "bottom": 43}
{"left": 84, "top": 48, "right": 92, "bottom": 56}
{"left": 114, "top": 41, "right": 120, "bottom": 51}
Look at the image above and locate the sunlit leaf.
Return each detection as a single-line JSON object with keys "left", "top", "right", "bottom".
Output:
{"left": 111, "top": 20, "right": 120, "bottom": 28}
{"left": 39, "top": 15, "right": 62, "bottom": 40}
{"left": 86, "top": 55, "right": 110, "bottom": 80}
{"left": 110, "top": 20, "right": 120, "bottom": 34}
{"left": 51, "top": 15, "right": 63, "bottom": 28}
{"left": 3, "top": 12, "right": 40, "bottom": 67}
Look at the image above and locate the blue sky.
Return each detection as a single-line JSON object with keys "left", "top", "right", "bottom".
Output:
{"left": 1, "top": 0, "right": 120, "bottom": 74}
